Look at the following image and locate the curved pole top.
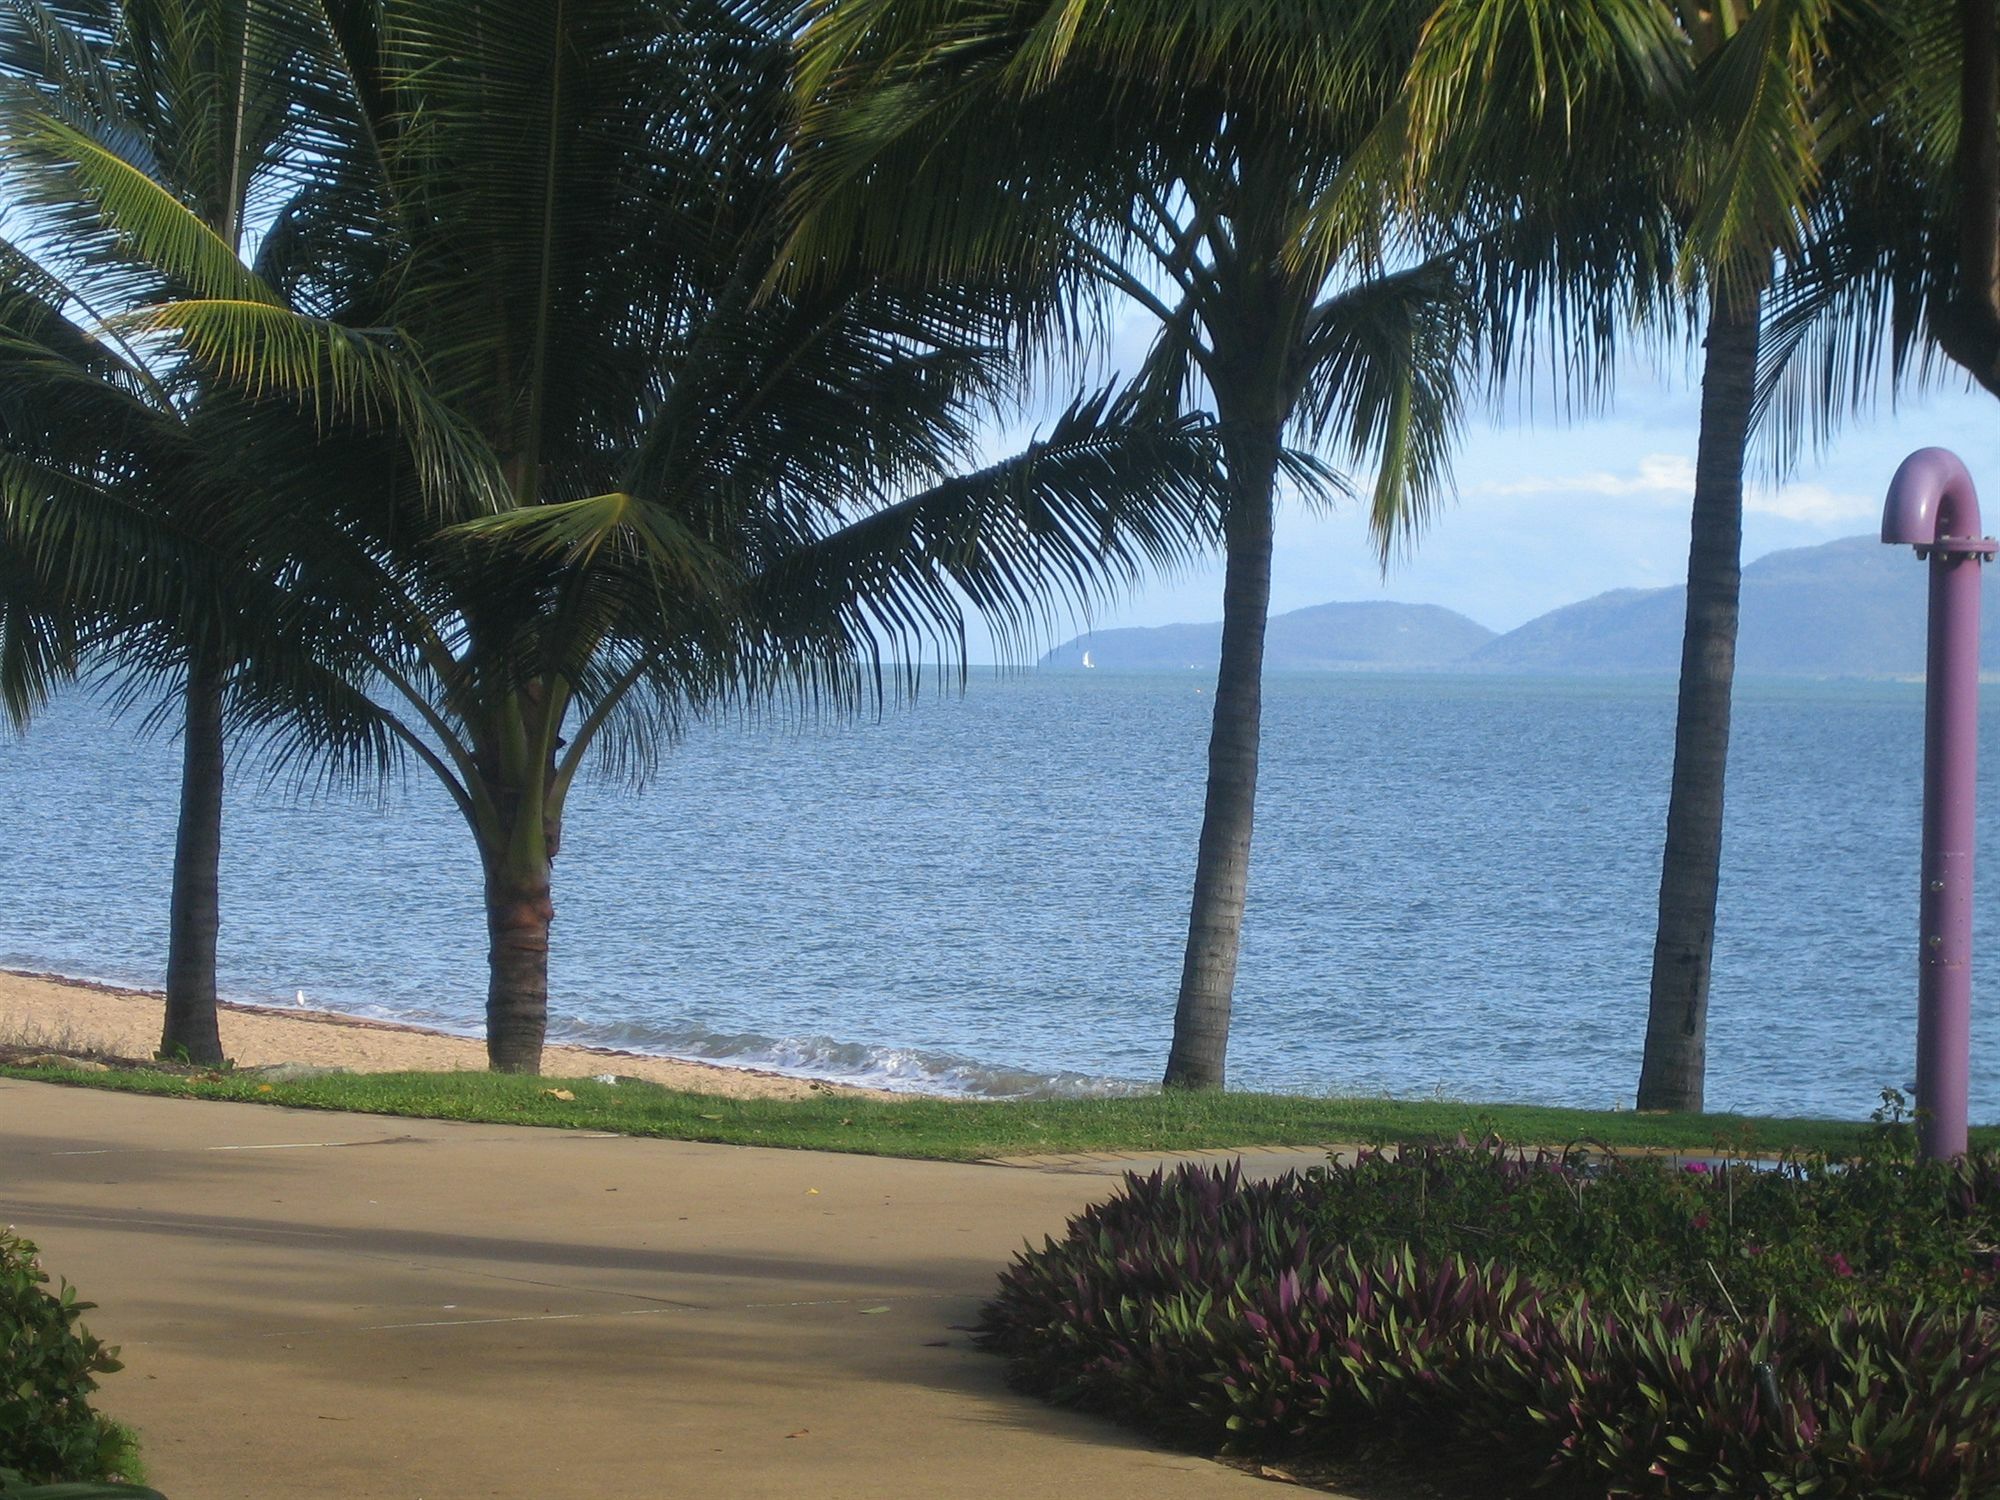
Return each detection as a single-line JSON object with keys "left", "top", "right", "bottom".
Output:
{"left": 1883, "top": 447, "right": 1988, "bottom": 549}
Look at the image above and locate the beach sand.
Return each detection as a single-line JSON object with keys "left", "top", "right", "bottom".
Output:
{"left": 0, "top": 968, "right": 887, "bottom": 1100}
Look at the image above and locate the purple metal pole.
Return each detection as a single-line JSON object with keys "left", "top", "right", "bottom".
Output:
{"left": 1882, "top": 448, "right": 1993, "bottom": 1160}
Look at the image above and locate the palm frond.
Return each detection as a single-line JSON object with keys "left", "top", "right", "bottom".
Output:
{"left": 1295, "top": 254, "right": 1474, "bottom": 560}
{"left": 451, "top": 490, "right": 738, "bottom": 602}
{"left": 752, "top": 387, "right": 1222, "bottom": 674}
{"left": 1681, "top": 0, "right": 1839, "bottom": 281}
{"left": 0, "top": 99, "right": 277, "bottom": 302}
{"left": 121, "top": 296, "right": 505, "bottom": 516}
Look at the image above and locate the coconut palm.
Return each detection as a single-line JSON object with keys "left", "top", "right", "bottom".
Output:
{"left": 0, "top": 0, "right": 400, "bottom": 1064}
{"left": 1631, "top": 0, "right": 1853, "bottom": 1114}
{"left": 1624, "top": 0, "right": 1923, "bottom": 1113}
{"left": 790, "top": 0, "right": 1675, "bottom": 1088}
{"left": 1406, "top": 0, "right": 1908, "bottom": 1112}
{"left": 4, "top": 0, "right": 1222, "bottom": 1074}
{"left": 0, "top": 250, "right": 405, "bottom": 1064}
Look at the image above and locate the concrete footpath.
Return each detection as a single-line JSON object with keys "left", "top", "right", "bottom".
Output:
{"left": 2, "top": 1079, "right": 1338, "bottom": 1499}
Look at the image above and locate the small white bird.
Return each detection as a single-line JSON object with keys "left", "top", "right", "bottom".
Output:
{"left": 295, "top": 989, "right": 308, "bottom": 1008}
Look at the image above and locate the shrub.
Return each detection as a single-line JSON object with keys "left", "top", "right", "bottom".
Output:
{"left": 0, "top": 1230, "right": 134, "bottom": 1486}
{"left": 979, "top": 1141, "right": 2000, "bottom": 1497}
{"left": 1310, "top": 1135, "right": 1999, "bottom": 1323}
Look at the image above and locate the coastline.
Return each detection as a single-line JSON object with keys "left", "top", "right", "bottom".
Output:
{"left": 0, "top": 967, "right": 893, "bottom": 1101}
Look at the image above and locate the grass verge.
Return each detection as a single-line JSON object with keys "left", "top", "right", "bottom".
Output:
{"left": 5, "top": 1060, "right": 1991, "bottom": 1162}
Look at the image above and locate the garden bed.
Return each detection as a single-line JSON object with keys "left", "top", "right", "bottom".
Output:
{"left": 979, "top": 1127, "right": 2000, "bottom": 1496}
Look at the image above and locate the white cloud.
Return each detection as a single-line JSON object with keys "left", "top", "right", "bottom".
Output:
{"left": 1463, "top": 452, "right": 1872, "bottom": 527}
{"left": 1470, "top": 452, "right": 1695, "bottom": 499}
{"left": 1744, "top": 481, "right": 1875, "bottom": 525}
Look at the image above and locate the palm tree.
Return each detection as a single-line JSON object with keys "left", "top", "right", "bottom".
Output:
{"left": 0, "top": 254, "right": 404, "bottom": 1063}
{"left": 1404, "top": 0, "right": 1894, "bottom": 1112}
{"left": 1432, "top": 1, "right": 1950, "bottom": 1115}
{"left": 1625, "top": 2, "right": 1836, "bottom": 1113}
{"left": 0, "top": 0, "right": 390, "bottom": 1065}
{"left": 5, "top": 0, "right": 1221, "bottom": 1075}
{"left": 1632, "top": 0, "right": 1911, "bottom": 1112}
{"left": 791, "top": 0, "right": 1671, "bottom": 1088}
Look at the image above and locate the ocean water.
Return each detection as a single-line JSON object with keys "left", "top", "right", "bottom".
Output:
{"left": 2, "top": 671, "right": 1995, "bottom": 1119}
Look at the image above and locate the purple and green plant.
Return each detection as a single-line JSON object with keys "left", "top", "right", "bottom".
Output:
{"left": 981, "top": 1135, "right": 2000, "bottom": 1496}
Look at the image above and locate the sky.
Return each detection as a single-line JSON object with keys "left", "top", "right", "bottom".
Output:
{"left": 1047, "top": 314, "right": 2000, "bottom": 644}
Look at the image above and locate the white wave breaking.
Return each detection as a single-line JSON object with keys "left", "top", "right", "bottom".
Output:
{"left": 545, "top": 1016, "right": 1152, "bottom": 1099}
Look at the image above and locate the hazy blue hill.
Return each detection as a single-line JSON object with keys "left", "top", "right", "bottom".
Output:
{"left": 1043, "top": 536, "right": 1999, "bottom": 677}
{"left": 1468, "top": 586, "right": 1685, "bottom": 674}
{"left": 1473, "top": 535, "right": 1968, "bottom": 677}
{"left": 1040, "top": 600, "right": 1496, "bottom": 671}
{"left": 1735, "top": 536, "right": 1923, "bottom": 676}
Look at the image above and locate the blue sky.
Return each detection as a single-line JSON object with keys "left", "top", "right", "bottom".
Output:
{"left": 1058, "top": 325, "right": 2000, "bottom": 641}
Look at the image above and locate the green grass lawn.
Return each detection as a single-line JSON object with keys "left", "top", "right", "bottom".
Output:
{"left": 6, "top": 1059, "right": 1986, "bottom": 1162}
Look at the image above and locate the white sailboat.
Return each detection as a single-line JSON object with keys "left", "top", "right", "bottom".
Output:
{"left": 1081, "top": 649, "right": 1096, "bottom": 669}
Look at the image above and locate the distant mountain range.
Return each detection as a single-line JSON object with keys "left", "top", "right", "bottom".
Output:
{"left": 1041, "top": 535, "right": 1994, "bottom": 677}
{"left": 1044, "top": 600, "right": 1496, "bottom": 673}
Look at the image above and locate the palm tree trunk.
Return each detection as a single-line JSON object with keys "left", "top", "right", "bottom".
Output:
{"left": 1163, "top": 424, "right": 1281, "bottom": 1090}
{"left": 1637, "top": 276, "right": 1763, "bottom": 1113}
{"left": 161, "top": 653, "right": 226, "bottom": 1066}
{"left": 484, "top": 851, "right": 553, "bottom": 1074}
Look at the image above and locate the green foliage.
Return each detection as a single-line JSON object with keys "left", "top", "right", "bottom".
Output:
{"left": 979, "top": 1143, "right": 2000, "bottom": 1496}
{"left": 4, "top": 0, "right": 1234, "bottom": 1075}
{"left": 0, "top": 1232, "right": 133, "bottom": 1486}
{"left": 1310, "top": 1133, "right": 2000, "bottom": 1324}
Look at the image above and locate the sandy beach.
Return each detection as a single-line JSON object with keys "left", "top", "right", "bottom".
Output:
{"left": 0, "top": 968, "right": 888, "bottom": 1100}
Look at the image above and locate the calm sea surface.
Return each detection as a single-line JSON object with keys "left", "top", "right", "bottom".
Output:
{"left": 3, "top": 672, "right": 1996, "bottom": 1119}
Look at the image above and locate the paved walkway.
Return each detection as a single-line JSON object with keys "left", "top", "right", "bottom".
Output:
{"left": 4, "top": 1080, "right": 1332, "bottom": 1499}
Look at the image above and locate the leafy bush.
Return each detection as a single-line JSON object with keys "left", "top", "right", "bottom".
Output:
{"left": 1311, "top": 1133, "right": 2000, "bottom": 1323}
{"left": 0, "top": 1231, "right": 135, "bottom": 1486}
{"left": 979, "top": 1141, "right": 2000, "bottom": 1497}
